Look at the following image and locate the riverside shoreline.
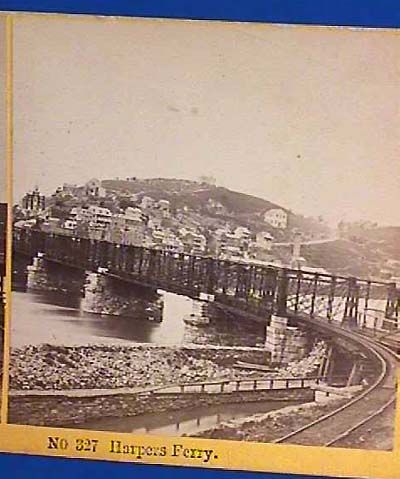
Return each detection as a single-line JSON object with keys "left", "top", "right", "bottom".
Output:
{"left": 10, "top": 342, "right": 327, "bottom": 392}
{"left": 9, "top": 342, "right": 330, "bottom": 433}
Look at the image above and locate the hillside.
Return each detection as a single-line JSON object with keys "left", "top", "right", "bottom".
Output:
{"left": 17, "top": 176, "right": 399, "bottom": 279}
{"left": 102, "top": 178, "right": 284, "bottom": 215}
{"left": 301, "top": 239, "right": 383, "bottom": 277}
{"left": 358, "top": 226, "right": 400, "bottom": 261}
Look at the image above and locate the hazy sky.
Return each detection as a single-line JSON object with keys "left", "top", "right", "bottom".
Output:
{"left": 13, "top": 16, "right": 400, "bottom": 225}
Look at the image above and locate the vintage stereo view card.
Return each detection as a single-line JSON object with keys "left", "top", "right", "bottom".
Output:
{"left": 0, "top": 12, "right": 399, "bottom": 479}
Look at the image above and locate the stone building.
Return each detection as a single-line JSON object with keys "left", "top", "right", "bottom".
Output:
{"left": 84, "top": 178, "right": 106, "bottom": 198}
{"left": 21, "top": 187, "right": 45, "bottom": 213}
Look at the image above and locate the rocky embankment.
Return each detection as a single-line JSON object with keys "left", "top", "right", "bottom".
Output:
{"left": 10, "top": 341, "right": 327, "bottom": 391}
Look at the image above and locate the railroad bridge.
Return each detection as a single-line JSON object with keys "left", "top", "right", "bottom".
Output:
{"left": 11, "top": 227, "right": 400, "bottom": 447}
{"left": 14, "top": 228, "right": 400, "bottom": 330}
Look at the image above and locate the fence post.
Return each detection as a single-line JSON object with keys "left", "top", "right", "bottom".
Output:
{"left": 294, "top": 271, "right": 302, "bottom": 312}
{"left": 385, "top": 282, "right": 399, "bottom": 328}
{"left": 310, "top": 274, "right": 319, "bottom": 318}
{"left": 327, "top": 276, "right": 336, "bottom": 321}
{"left": 343, "top": 277, "right": 359, "bottom": 327}
{"left": 276, "top": 268, "right": 289, "bottom": 317}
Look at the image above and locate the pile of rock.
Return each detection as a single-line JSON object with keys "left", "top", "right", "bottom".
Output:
{"left": 278, "top": 340, "right": 327, "bottom": 377}
{"left": 9, "top": 344, "right": 266, "bottom": 391}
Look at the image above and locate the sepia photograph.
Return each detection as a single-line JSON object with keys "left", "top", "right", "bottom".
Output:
{"left": 7, "top": 16, "right": 400, "bottom": 451}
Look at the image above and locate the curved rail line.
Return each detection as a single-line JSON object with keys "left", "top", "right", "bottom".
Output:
{"left": 273, "top": 331, "right": 398, "bottom": 448}
{"left": 324, "top": 337, "right": 398, "bottom": 447}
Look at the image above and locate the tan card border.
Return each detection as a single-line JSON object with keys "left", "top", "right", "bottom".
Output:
{"left": 1, "top": 13, "right": 12, "bottom": 424}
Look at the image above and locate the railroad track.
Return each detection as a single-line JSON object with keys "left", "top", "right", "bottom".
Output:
{"left": 272, "top": 330, "right": 398, "bottom": 448}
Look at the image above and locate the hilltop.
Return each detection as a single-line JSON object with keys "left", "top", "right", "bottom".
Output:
{"left": 101, "top": 177, "right": 328, "bottom": 240}
{"left": 102, "top": 178, "right": 284, "bottom": 214}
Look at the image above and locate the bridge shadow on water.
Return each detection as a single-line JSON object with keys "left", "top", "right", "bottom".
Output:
{"left": 11, "top": 286, "right": 266, "bottom": 348}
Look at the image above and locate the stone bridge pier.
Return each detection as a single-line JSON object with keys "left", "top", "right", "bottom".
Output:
{"left": 81, "top": 271, "right": 164, "bottom": 320}
{"left": 265, "top": 315, "right": 308, "bottom": 365}
{"left": 26, "top": 254, "right": 85, "bottom": 295}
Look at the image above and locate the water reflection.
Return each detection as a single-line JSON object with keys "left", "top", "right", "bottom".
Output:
{"left": 73, "top": 400, "right": 298, "bottom": 436}
{"left": 12, "top": 287, "right": 265, "bottom": 348}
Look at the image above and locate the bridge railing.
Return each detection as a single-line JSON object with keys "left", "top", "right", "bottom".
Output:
{"left": 151, "top": 375, "right": 350, "bottom": 395}
{"left": 14, "top": 228, "right": 279, "bottom": 316}
{"left": 283, "top": 269, "right": 397, "bottom": 327}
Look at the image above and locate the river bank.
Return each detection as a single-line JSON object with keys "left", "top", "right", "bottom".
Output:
{"left": 8, "top": 341, "right": 336, "bottom": 436}
{"left": 10, "top": 341, "right": 327, "bottom": 391}
{"left": 194, "top": 399, "right": 348, "bottom": 442}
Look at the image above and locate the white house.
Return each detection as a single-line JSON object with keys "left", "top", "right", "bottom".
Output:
{"left": 63, "top": 219, "right": 77, "bottom": 231}
{"left": 124, "top": 207, "right": 145, "bottom": 224}
{"left": 69, "top": 206, "right": 92, "bottom": 222}
{"left": 264, "top": 208, "right": 288, "bottom": 229}
{"left": 157, "top": 199, "right": 170, "bottom": 211}
{"left": 234, "top": 226, "right": 251, "bottom": 239}
{"left": 88, "top": 205, "right": 112, "bottom": 227}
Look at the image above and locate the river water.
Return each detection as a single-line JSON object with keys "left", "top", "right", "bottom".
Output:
{"left": 73, "top": 400, "right": 299, "bottom": 436}
{"left": 10, "top": 265, "right": 326, "bottom": 434}
{"left": 11, "top": 288, "right": 265, "bottom": 348}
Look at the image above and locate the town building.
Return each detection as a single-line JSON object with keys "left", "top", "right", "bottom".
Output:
{"left": 124, "top": 207, "right": 146, "bottom": 225}
{"left": 69, "top": 206, "right": 93, "bottom": 223}
{"left": 88, "top": 205, "right": 112, "bottom": 228}
{"left": 212, "top": 229, "right": 245, "bottom": 260}
{"left": 84, "top": 178, "right": 106, "bottom": 198}
{"left": 105, "top": 208, "right": 147, "bottom": 246}
{"left": 162, "top": 232, "right": 184, "bottom": 253}
{"left": 255, "top": 231, "right": 274, "bottom": 251}
{"left": 68, "top": 205, "right": 112, "bottom": 229}
{"left": 87, "top": 224, "right": 107, "bottom": 241}
{"left": 157, "top": 199, "right": 170, "bottom": 217}
{"left": 54, "top": 183, "right": 81, "bottom": 198}
{"left": 140, "top": 196, "right": 155, "bottom": 209}
{"left": 234, "top": 226, "right": 251, "bottom": 240}
{"left": 121, "top": 224, "right": 146, "bottom": 246}
{"left": 206, "top": 198, "right": 226, "bottom": 215}
{"left": 264, "top": 208, "right": 288, "bottom": 229}
{"left": 39, "top": 217, "right": 65, "bottom": 234}
{"left": 21, "top": 187, "right": 46, "bottom": 213}
{"left": 63, "top": 219, "right": 77, "bottom": 232}
{"left": 147, "top": 217, "right": 163, "bottom": 230}
{"left": 153, "top": 228, "right": 166, "bottom": 243}
{"left": 181, "top": 231, "right": 207, "bottom": 256}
